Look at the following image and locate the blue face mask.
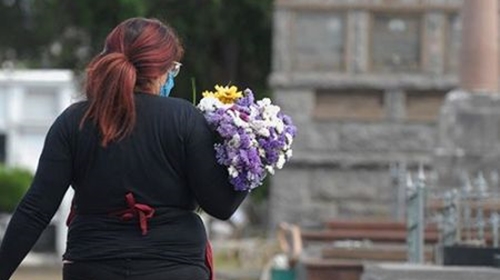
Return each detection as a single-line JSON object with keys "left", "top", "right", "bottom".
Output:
{"left": 160, "top": 73, "right": 175, "bottom": 97}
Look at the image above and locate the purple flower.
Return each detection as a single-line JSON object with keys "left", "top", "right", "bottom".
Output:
{"left": 198, "top": 87, "right": 296, "bottom": 191}
{"left": 236, "top": 89, "right": 255, "bottom": 107}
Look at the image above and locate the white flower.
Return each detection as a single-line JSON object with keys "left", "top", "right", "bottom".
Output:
{"left": 257, "top": 98, "right": 272, "bottom": 107}
{"left": 197, "top": 96, "right": 224, "bottom": 112}
{"left": 228, "top": 134, "right": 241, "bottom": 148}
{"left": 276, "top": 153, "right": 286, "bottom": 169}
{"left": 265, "top": 105, "right": 281, "bottom": 119}
{"left": 227, "top": 110, "right": 249, "bottom": 128}
{"left": 249, "top": 106, "right": 260, "bottom": 119}
{"left": 285, "top": 133, "right": 294, "bottom": 145}
{"left": 285, "top": 149, "right": 293, "bottom": 159}
{"left": 265, "top": 165, "right": 275, "bottom": 175}
{"left": 228, "top": 166, "right": 239, "bottom": 178}
{"left": 258, "top": 148, "right": 266, "bottom": 157}
{"left": 251, "top": 139, "right": 259, "bottom": 147}
{"left": 252, "top": 120, "right": 271, "bottom": 137}
{"left": 275, "top": 119, "right": 284, "bottom": 134}
{"left": 258, "top": 128, "right": 270, "bottom": 137}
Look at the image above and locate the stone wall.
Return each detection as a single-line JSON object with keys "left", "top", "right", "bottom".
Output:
{"left": 269, "top": 0, "right": 464, "bottom": 228}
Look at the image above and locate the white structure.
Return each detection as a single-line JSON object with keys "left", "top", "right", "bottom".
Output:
{"left": 0, "top": 69, "right": 77, "bottom": 258}
{"left": 0, "top": 70, "right": 76, "bottom": 170}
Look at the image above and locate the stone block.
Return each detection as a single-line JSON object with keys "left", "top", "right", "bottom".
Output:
{"left": 273, "top": 89, "right": 314, "bottom": 122}
{"left": 305, "top": 122, "right": 341, "bottom": 151}
{"left": 310, "top": 168, "right": 391, "bottom": 202}
{"left": 269, "top": 167, "right": 311, "bottom": 228}
{"left": 300, "top": 202, "right": 339, "bottom": 226}
{"left": 339, "top": 123, "right": 436, "bottom": 152}
{"left": 338, "top": 200, "right": 392, "bottom": 217}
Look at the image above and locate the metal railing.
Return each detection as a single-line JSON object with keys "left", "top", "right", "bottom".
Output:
{"left": 390, "top": 164, "right": 500, "bottom": 263}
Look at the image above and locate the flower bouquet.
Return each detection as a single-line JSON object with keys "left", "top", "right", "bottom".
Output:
{"left": 197, "top": 85, "right": 297, "bottom": 192}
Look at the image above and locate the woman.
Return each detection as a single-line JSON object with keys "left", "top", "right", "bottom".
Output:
{"left": 0, "top": 18, "right": 247, "bottom": 280}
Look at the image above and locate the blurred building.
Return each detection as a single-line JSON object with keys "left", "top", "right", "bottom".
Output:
{"left": 269, "top": 0, "right": 465, "bottom": 227}
{"left": 0, "top": 69, "right": 75, "bottom": 171}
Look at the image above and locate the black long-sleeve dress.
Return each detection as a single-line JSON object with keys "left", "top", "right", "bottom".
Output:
{"left": 0, "top": 93, "right": 247, "bottom": 280}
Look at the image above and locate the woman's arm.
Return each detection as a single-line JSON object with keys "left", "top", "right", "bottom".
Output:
{"left": 0, "top": 113, "right": 72, "bottom": 280}
{"left": 184, "top": 109, "right": 248, "bottom": 220}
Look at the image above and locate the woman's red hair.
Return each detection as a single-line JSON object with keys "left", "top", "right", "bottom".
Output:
{"left": 82, "top": 18, "right": 184, "bottom": 146}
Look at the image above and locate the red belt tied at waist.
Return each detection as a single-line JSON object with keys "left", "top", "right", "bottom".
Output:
{"left": 66, "top": 192, "right": 216, "bottom": 280}
{"left": 109, "top": 192, "right": 155, "bottom": 235}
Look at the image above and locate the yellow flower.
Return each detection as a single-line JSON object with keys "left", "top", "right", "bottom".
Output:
{"left": 213, "top": 85, "right": 242, "bottom": 104}
{"left": 202, "top": 90, "right": 217, "bottom": 98}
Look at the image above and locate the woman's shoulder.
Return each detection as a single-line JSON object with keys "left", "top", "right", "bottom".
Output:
{"left": 60, "top": 100, "right": 88, "bottom": 117}
{"left": 51, "top": 100, "right": 88, "bottom": 128}
{"left": 152, "top": 95, "right": 195, "bottom": 108}
{"left": 138, "top": 93, "right": 199, "bottom": 114}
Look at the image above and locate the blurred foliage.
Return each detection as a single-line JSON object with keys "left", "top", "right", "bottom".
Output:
{"left": 0, "top": 0, "right": 273, "bottom": 204}
{"left": 0, "top": 0, "right": 273, "bottom": 100}
{"left": 0, "top": 165, "right": 32, "bottom": 213}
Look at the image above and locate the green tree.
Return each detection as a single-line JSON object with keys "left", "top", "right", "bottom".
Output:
{"left": 0, "top": 0, "right": 273, "bottom": 100}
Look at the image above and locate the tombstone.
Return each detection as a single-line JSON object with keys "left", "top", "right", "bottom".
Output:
{"left": 269, "top": 0, "right": 463, "bottom": 229}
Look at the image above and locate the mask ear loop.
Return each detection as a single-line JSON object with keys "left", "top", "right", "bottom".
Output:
{"left": 160, "top": 72, "right": 175, "bottom": 97}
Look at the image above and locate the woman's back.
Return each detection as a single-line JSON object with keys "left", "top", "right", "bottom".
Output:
{"left": 70, "top": 94, "right": 199, "bottom": 213}
{"left": 65, "top": 94, "right": 208, "bottom": 265}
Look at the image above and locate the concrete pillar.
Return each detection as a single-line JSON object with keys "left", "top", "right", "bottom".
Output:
{"left": 459, "top": 0, "right": 499, "bottom": 93}
{"left": 347, "top": 10, "right": 369, "bottom": 73}
{"left": 423, "top": 12, "right": 446, "bottom": 75}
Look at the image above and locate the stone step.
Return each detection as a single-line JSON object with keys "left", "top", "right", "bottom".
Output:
{"left": 302, "top": 258, "right": 363, "bottom": 280}
{"left": 302, "top": 229, "right": 440, "bottom": 244}
{"left": 325, "top": 219, "right": 439, "bottom": 232}
{"left": 303, "top": 227, "right": 497, "bottom": 245}
{"left": 322, "top": 246, "right": 434, "bottom": 262}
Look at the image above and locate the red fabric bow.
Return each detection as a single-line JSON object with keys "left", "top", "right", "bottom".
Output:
{"left": 111, "top": 192, "right": 155, "bottom": 235}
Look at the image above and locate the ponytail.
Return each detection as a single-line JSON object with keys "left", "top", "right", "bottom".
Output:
{"left": 80, "top": 18, "right": 184, "bottom": 147}
{"left": 81, "top": 52, "right": 137, "bottom": 147}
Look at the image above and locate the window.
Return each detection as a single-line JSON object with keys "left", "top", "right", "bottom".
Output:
{"left": 406, "top": 90, "right": 447, "bottom": 122}
{"left": 371, "top": 14, "right": 422, "bottom": 72}
{"left": 292, "top": 12, "right": 346, "bottom": 71}
{"left": 445, "top": 14, "right": 461, "bottom": 74}
{"left": 315, "top": 90, "right": 385, "bottom": 121}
